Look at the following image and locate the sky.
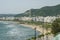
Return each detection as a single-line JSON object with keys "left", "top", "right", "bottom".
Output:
{"left": 0, "top": 0, "right": 60, "bottom": 14}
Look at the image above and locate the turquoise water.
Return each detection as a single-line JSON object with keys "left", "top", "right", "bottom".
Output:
{"left": 53, "top": 34, "right": 60, "bottom": 40}
{"left": 0, "top": 21, "right": 40, "bottom": 40}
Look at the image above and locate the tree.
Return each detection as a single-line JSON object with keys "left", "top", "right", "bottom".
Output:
{"left": 51, "top": 18, "right": 60, "bottom": 36}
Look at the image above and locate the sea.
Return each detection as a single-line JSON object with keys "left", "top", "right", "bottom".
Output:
{"left": 0, "top": 21, "right": 40, "bottom": 40}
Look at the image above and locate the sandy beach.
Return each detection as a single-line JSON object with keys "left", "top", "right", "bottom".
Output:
{"left": 20, "top": 24, "right": 50, "bottom": 34}
{"left": 12, "top": 21, "right": 51, "bottom": 35}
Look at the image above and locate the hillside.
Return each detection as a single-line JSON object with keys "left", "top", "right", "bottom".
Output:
{"left": 15, "top": 4, "right": 60, "bottom": 17}
{"left": 0, "top": 14, "right": 16, "bottom": 17}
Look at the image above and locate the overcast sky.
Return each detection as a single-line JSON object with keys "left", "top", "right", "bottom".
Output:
{"left": 0, "top": 0, "right": 60, "bottom": 14}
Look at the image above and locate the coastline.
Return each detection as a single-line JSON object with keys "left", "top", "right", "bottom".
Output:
{"left": 20, "top": 23, "right": 50, "bottom": 34}
{"left": 19, "top": 23, "right": 53, "bottom": 40}
{"left": 0, "top": 21, "right": 51, "bottom": 34}
{"left": 12, "top": 21, "right": 51, "bottom": 34}
{"left": 0, "top": 21, "right": 54, "bottom": 40}
{"left": 0, "top": 21, "right": 53, "bottom": 40}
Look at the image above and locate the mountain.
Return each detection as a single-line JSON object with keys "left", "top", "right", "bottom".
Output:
{"left": 0, "top": 14, "right": 16, "bottom": 17}
{"left": 15, "top": 4, "right": 60, "bottom": 17}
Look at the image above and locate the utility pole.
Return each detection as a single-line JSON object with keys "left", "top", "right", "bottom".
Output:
{"left": 34, "top": 27, "right": 36, "bottom": 40}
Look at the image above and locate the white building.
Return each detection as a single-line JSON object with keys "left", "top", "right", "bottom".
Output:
{"left": 16, "top": 17, "right": 32, "bottom": 21}
{"left": 44, "top": 16, "right": 57, "bottom": 23}
{"left": 32, "top": 16, "right": 58, "bottom": 23}
{"left": 5, "top": 17, "right": 15, "bottom": 20}
{"left": 32, "top": 16, "right": 44, "bottom": 22}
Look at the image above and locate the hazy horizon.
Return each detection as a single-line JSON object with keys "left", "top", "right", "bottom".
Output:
{"left": 0, "top": 0, "right": 60, "bottom": 14}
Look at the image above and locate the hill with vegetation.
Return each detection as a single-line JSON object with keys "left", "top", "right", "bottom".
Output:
{"left": 15, "top": 4, "right": 60, "bottom": 17}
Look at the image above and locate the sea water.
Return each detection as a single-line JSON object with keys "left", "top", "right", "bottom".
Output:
{"left": 0, "top": 21, "right": 40, "bottom": 40}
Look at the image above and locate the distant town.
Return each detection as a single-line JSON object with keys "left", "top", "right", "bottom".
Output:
{"left": 0, "top": 16, "right": 60, "bottom": 23}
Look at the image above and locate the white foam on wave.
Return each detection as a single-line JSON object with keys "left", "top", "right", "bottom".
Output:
{"left": 6, "top": 27, "right": 26, "bottom": 37}
{"left": 6, "top": 24, "right": 16, "bottom": 28}
{"left": 6, "top": 28, "right": 20, "bottom": 36}
{"left": 6, "top": 28, "right": 22, "bottom": 36}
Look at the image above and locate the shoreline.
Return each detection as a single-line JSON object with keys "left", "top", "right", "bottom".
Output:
{"left": 20, "top": 23, "right": 49, "bottom": 34}
{"left": 0, "top": 21, "right": 53, "bottom": 40}
{"left": 0, "top": 21, "right": 51, "bottom": 34}
{"left": 7, "top": 21, "right": 50, "bottom": 34}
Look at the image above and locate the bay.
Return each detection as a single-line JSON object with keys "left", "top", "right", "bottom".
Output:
{"left": 0, "top": 21, "right": 40, "bottom": 40}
